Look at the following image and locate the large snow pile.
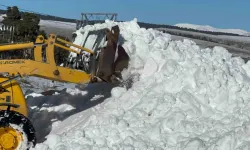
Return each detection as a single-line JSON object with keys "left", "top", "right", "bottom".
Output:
{"left": 33, "top": 19, "right": 250, "bottom": 150}
{"left": 175, "top": 23, "right": 250, "bottom": 36}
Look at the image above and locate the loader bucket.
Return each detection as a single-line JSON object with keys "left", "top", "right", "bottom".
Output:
{"left": 68, "top": 25, "right": 130, "bottom": 83}
{"left": 114, "top": 45, "right": 130, "bottom": 79}
{"left": 96, "top": 25, "right": 120, "bottom": 82}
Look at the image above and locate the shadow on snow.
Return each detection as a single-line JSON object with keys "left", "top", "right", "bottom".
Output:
{"left": 26, "top": 82, "right": 117, "bottom": 143}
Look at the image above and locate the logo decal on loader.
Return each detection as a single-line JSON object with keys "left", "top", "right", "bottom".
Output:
{"left": 0, "top": 60, "right": 25, "bottom": 65}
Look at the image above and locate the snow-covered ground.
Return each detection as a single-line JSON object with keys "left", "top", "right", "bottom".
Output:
{"left": 219, "top": 35, "right": 250, "bottom": 43}
{"left": 23, "top": 77, "right": 116, "bottom": 144}
{"left": 175, "top": 23, "right": 250, "bottom": 36}
{"left": 39, "top": 20, "right": 76, "bottom": 29}
{"left": 23, "top": 19, "right": 250, "bottom": 150}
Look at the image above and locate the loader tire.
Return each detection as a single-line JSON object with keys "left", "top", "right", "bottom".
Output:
{"left": 0, "top": 110, "right": 36, "bottom": 150}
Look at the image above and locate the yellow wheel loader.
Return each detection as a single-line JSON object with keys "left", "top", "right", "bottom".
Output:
{"left": 0, "top": 25, "right": 129, "bottom": 149}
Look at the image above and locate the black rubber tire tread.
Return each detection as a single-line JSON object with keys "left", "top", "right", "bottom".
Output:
{"left": 0, "top": 110, "right": 36, "bottom": 149}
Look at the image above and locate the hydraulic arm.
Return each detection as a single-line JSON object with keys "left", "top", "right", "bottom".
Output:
{"left": 0, "top": 34, "right": 94, "bottom": 84}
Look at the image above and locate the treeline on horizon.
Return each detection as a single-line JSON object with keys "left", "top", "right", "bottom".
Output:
{"left": 0, "top": 7, "right": 70, "bottom": 65}
{"left": 0, "top": 9, "right": 245, "bottom": 37}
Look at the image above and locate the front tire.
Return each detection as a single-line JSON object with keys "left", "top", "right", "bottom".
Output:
{"left": 0, "top": 110, "right": 36, "bottom": 150}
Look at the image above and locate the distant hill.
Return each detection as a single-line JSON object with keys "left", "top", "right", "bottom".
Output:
{"left": 0, "top": 9, "right": 247, "bottom": 37}
{"left": 175, "top": 23, "right": 249, "bottom": 36}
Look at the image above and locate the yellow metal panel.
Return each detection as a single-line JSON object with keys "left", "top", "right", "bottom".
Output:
{"left": 0, "top": 59, "right": 91, "bottom": 84}
{"left": 0, "top": 77, "right": 28, "bottom": 117}
{"left": 34, "top": 35, "right": 45, "bottom": 62}
{"left": 10, "top": 80, "right": 28, "bottom": 117}
{"left": 46, "top": 34, "right": 57, "bottom": 67}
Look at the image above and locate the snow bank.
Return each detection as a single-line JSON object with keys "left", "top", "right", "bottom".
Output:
{"left": 32, "top": 19, "right": 250, "bottom": 150}
{"left": 175, "top": 23, "right": 250, "bottom": 36}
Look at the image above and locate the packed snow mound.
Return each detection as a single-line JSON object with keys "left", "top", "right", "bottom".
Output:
{"left": 175, "top": 23, "right": 250, "bottom": 36}
{"left": 33, "top": 19, "right": 250, "bottom": 150}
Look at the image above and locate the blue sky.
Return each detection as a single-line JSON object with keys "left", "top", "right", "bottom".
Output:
{"left": 1, "top": 0, "right": 250, "bottom": 31}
